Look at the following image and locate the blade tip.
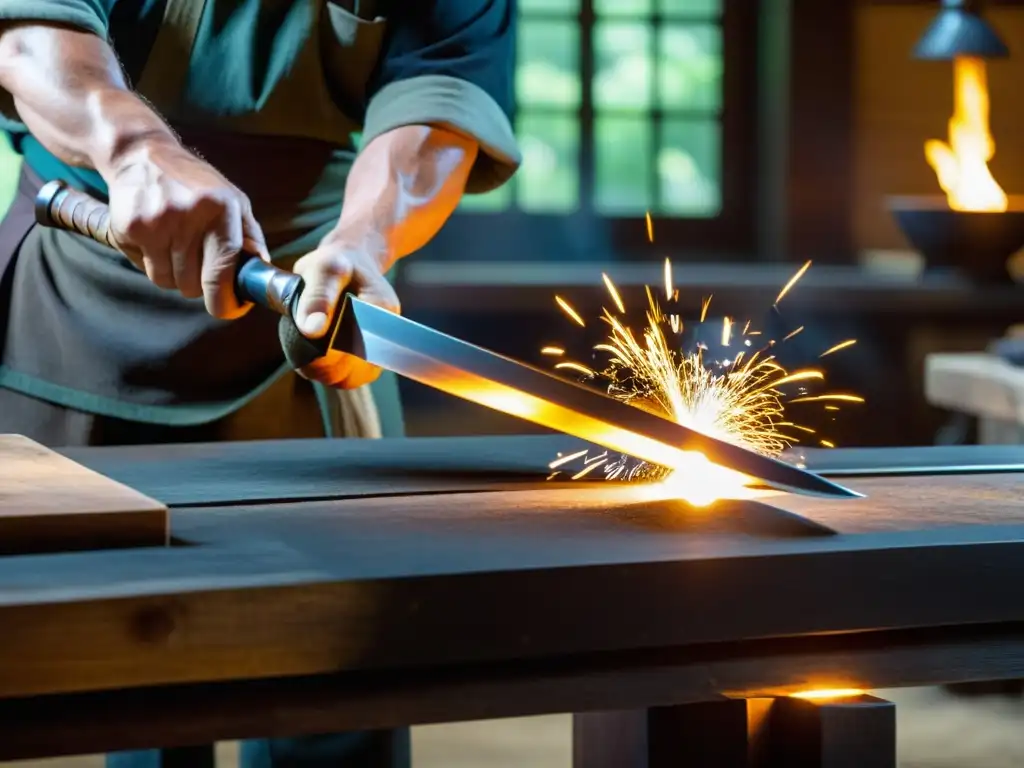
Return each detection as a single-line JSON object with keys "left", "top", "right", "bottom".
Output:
{"left": 830, "top": 485, "right": 865, "bottom": 499}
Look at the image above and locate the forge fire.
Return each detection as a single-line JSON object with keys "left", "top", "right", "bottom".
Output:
{"left": 925, "top": 56, "right": 1007, "bottom": 212}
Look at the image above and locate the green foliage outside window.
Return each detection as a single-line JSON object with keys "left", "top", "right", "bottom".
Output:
{"left": 461, "top": 0, "right": 723, "bottom": 217}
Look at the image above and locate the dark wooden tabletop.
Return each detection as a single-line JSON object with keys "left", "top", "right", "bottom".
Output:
{"left": 0, "top": 436, "right": 1021, "bottom": 702}
{"left": 1, "top": 436, "right": 1024, "bottom": 758}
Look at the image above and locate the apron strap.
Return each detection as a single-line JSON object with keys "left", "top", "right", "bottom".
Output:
{"left": 134, "top": 0, "right": 209, "bottom": 113}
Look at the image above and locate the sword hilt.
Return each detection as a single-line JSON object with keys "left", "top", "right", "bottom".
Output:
{"left": 34, "top": 179, "right": 330, "bottom": 368}
{"left": 35, "top": 179, "right": 118, "bottom": 250}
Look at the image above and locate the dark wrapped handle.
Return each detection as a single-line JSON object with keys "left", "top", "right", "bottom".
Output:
{"left": 34, "top": 180, "right": 330, "bottom": 368}
{"left": 35, "top": 179, "right": 118, "bottom": 250}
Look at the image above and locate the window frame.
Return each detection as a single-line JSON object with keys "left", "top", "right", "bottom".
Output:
{"left": 424, "top": 0, "right": 759, "bottom": 262}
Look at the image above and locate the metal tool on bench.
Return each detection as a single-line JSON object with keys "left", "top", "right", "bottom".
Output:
{"left": 34, "top": 179, "right": 861, "bottom": 500}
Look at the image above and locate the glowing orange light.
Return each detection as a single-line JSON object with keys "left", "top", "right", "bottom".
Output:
{"left": 790, "top": 688, "right": 866, "bottom": 701}
{"left": 925, "top": 56, "right": 1007, "bottom": 212}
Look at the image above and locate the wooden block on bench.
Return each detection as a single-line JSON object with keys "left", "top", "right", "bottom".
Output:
{"left": 0, "top": 434, "right": 168, "bottom": 555}
{"left": 925, "top": 352, "right": 1024, "bottom": 424}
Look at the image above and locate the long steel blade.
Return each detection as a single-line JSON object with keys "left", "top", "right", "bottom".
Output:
{"left": 26, "top": 180, "right": 857, "bottom": 501}
{"left": 332, "top": 297, "right": 860, "bottom": 499}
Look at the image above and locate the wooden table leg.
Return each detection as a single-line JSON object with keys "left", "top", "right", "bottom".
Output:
{"left": 755, "top": 694, "right": 896, "bottom": 768}
{"left": 574, "top": 695, "right": 895, "bottom": 768}
{"left": 573, "top": 700, "right": 767, "bottom": 768}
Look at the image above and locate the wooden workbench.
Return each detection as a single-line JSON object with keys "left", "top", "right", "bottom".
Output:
{"left": 2, "top": 435, "right": 1024, "bottom": 766}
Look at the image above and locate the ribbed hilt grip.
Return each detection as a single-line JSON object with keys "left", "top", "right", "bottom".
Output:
{"left": 35, "top": 180, "right": 118, "bottom": 250}
{"left": 32, "top": 179, "right": 333, "bottom": 368}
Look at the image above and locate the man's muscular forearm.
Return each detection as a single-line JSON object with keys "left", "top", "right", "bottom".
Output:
{"left": 323, "top": 125, "right": 479, "bottom": 272}
{"left": 0, "top": 23, "right": 178, "bottom": 178}
{"left": 289, "top": 125, "right": 476, "bottom": 385}
{"left": 0, "top": 23, "right": 265, "bottom": 318}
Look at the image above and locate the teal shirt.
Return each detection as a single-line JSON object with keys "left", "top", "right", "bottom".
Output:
{"left": 0, "top": 0, "right": 521, "bottom": 213}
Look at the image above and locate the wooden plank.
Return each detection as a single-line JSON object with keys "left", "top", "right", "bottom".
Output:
{"left": 0, "top": 434, "right": 168, "bottom": 554}
{"left": 0, "top": 623, "right": 1020, "bottom": 761}
{"left": 925, "top": 352, "right": 1024, "bottom": 424}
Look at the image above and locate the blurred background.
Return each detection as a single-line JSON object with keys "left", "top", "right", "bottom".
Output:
{"left": 1, "top": 1, "right": 1019, "bottom": 450}
{"left": 370, "top": 0, "right": 1022, "bottom": 451}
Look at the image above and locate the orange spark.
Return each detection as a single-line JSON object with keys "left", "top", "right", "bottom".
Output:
{"left": 700, "top": 295, "right": 713, "bottom": 322}
{"left": 555, "top": 361, "right": 596, "bottom": 377}
{"left": 602, "top": 273, "right": 626, "bottom": 314}
{"left": 775, "top": 260, "right": 812, "bottom": 306}
{"left": 783, "top": 326, "right": 805, "bottom": 342}
{"left": 820, "top": 339, "right": 856, "bottom": 358}
{"left": 572, "top": 458, "right": 607, "bottom": 479}
{"left": 549, "top": 448, "right": 589, "bottom": 469}
{"left": 789, "top": 394, "right": 865, "bottom": 404}
{"left": 555, "top": 295, "right": 585, "bottom": 327}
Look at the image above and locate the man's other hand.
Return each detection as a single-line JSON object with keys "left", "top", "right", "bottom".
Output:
{"left": 291, "top": 233, "right": 400, "bottom": 389}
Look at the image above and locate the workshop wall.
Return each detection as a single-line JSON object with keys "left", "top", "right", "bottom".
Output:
{"left": 852, "top": 4, "right": 1024, "bottom": 253}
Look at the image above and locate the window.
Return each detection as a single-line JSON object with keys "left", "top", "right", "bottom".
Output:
{"left": 461, "top": 0, "right": 726, "bottom": 220}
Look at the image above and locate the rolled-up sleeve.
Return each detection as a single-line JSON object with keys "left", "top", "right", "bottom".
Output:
{"left": 0, "top": 0, "right": 110, "bottom": 38}
{"left": 362, "top": 0, "right": 521, "bottom": 195}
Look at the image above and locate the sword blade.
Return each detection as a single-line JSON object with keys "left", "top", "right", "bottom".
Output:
{"left": 333, "top": 297, "right": 861, "bottom": 499}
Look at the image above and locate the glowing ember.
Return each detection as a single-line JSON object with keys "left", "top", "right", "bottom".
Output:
{"left": 925, "top": 56, "right": 1007, "bottom": 212}
{"left": 790, "top": 688, "right": 866, "bottom": 701}
{"left": 544, "top": 259, "right": 864, "bottom": 506}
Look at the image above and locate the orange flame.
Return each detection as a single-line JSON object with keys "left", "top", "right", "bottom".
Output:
{"left": 925, "top": 56, "right": 1007, "bottom": 212}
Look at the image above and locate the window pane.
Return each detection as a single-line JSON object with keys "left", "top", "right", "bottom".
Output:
{"left": 517, "top": 113, "right": 580, "bottom": 213}
{"left": 657, "top": 118, "right": 721, "bottom": 216}
{"left": 517, "top": 20, "right": 581, "bottom": 109}
{"left": 458, "top": 185, "right": 513, "bottom": 213}
{"left": 659, "top": 0, "right": 722, "bottom": 17}
{"left": 594, "top": 22, "right": 653, "bottom": 111}
{"left": 594, "top": 0, "right": 651, "bottom": 16}
{"left": 520, "top": 0, "right": 579, "bottom": 12}
{"left": 595, "top": 115, "right": 652, "bottom": 215}
{"left": 658, "top": 24, "right": 722, "bottom": 112}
